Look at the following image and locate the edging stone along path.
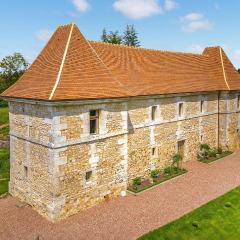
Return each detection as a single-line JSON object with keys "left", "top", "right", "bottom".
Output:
{"left": 1, "top": 151, "right": 240, "bottom": 240}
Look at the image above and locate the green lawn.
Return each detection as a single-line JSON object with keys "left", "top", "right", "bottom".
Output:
{"left": 138, "top": 187, "right": 240, "bottom": 240}
{"left": 0, "top": 107, "right": 9, "bottom": 126}
{"left": 0, "top": 148, "right": 10, "bottom": 195}
{"left": 0, "top": 126, "right": 9, "bottom": 140}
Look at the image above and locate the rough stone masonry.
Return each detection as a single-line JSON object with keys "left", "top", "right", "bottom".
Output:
{"left": 6, "top": 91, "right": 240, "bottom": 221}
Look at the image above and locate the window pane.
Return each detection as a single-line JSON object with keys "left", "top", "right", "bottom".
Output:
{"left": 179, "top": 103, "right": 183, "bottom": 117}
{"left": 86, "top": 171, "right": 92, "bottom": 181}
{"left": 90, "top": 110, "right": 97, "bottom": 117}
{"left": 90, "top": 119, "right": 97, "bottom": 134}
{"left": 200, "top": 100, "right": 204, "bottom": 113}
{"left": 151, "top": 106, "right": 157, "bottom": 121}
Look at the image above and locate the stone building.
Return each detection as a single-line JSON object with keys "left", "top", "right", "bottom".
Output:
{"left": 1, "top": 23, "right": 240, "bottom": 221}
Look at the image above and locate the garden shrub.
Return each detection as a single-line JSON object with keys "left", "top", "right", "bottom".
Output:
{"left": 172, "top": 153, "right": 182, "bottom": 169}
{"left": 197, "top": 144, "right": 231, "bottom": 161}
{"left": 150, "top": 169, "right": 160, "bottom": 179}
{"left": 200, "top": 144, "right": 210, "bottom": 151}
{"left": 133, "top": 177, "right": 141, "bottom": 186}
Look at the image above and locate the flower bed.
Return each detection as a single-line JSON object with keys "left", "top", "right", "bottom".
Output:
{"left": 128, "top": 167, "right": 187, "bottom": 194}
{"left": 197, "top": 144, "right": 233, "bottom": 164}
{"left": 198, "top": 151, "right": 233, "bottom": 164}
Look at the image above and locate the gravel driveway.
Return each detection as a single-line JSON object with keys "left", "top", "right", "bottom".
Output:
{"left": 1, "top": 152, "right": 240, "bottom": 240}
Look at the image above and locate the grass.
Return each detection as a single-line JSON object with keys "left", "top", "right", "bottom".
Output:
{"left": 0, "top": 180, "right": 9, "bottom": 195}
{"left": 0, "top": 126, "right": 9, "bottom": 140}
{"left": 0, "top": 148, "right": 10, "bottom": 195}
{"left": 0, "top": 107, "right": 9, "bottom": 126}
{"left": 138, "top": 186, "right": 240, "bottom": 240}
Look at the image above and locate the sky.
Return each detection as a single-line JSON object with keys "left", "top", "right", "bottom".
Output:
{"left": 1, "top": 0, "right": 240, "bottom": 68}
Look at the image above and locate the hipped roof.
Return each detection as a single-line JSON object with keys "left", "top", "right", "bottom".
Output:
{"left": 2, "top": 23, "right": 240, "bottom": 101}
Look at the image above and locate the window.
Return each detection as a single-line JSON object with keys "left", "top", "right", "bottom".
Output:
{"left": 237, "top": 96, "right": 240, "bottom": 110}
{"left": 178, "top": 103, "right": 183, "bottom": 117}
{"left": 24, "top": 166, "right": 28, "bottom": 179}
{"left": 85, "top": 171, "right": 92, "bottom": 182}
{"left": 90, "top": 110, "right": 99, "bottom": 134}
{"left": 200, "top": 100, "right": 204, "bottom": 113}
{"left": 152, "top": 147, "right": 156, "bottom": 157}
{"left": 151, "top": 106, "right": 157, "bottom": 121}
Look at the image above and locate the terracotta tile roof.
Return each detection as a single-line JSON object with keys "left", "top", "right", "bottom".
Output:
{"left": 2, "top": 23, "right": 240, "bottom": 101}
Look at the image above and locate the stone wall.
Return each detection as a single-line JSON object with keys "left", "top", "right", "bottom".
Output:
{"left": 8, "top": 100, "right": 54, "bottom": 218}
{"left": 7, "top": 91, "right": 240, "bottom": 221}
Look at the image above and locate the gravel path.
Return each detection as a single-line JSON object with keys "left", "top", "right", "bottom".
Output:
{"left": 1, "top": 152, "right": 240, "bottom": 240}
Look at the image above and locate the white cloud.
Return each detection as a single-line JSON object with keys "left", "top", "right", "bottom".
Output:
{"left": 188, "top": 44, "right": 204, "bottom": 53}
{"left": 181, "top": 13, "right": 203, "bottom": 22}
{"left": 183, "top": 20, "right": 213, "bottom": 32}
{"left": 181, "top": 13, "right": 213, "bottom": 33}
{"left": 35, "top": 29, "right": 53, "bottom": 41}
{"left": 72, "top": 0, "right": 90, "bottom": 12}
{"left": 164, "top": 0, "right": 178, "bottom": 11}
{"left": 113, "top": 0, "right": 162, "bottom": 19}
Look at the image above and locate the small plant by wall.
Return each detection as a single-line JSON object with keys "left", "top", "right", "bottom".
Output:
{"left": 128, "top": 153, "right": 187, "bottom": 193}
{"left": 197, "top": 144, "right": 233, "bottom": 163}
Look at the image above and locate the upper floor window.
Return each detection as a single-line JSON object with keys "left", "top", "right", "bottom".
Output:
{"left": 151, "top": 106, "right": 157, "bottom": 121}
{"left": 178, "top": 103, "right": 183, "bottom": 117}
{"left": 200, "top": 100, "right": 205, "bottom": 113}
{"left": 90, "top": 110, "right": 99, "bottom": 134}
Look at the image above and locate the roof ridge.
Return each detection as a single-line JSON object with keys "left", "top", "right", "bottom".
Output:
{"left": 88, "top": 40, "right": 203, "bottom": 56}
{"left": 49, "top": 23, "right": 74, "bottom": 100}
{"left": 219, "top": 47, "right": 230, "bottom": 90}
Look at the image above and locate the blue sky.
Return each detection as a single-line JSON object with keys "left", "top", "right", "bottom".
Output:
{"left": 1, "top": 0, "right": 240, "bottom": 67}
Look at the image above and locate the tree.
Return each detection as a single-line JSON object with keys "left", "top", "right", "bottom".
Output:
{"left": 107, "top": 31, "right": 122, "bottom": 44}
{"left": 0, "top": 53, "right": 29, "bottom": 77}
{"left": 0, "top": 53, "right": 29, "bottom": 93}
{"left": 123, "top": 25, "right": 140, "bottom": 47}
{"left": 101, "top": 28, "right": 108, "bottom": 43}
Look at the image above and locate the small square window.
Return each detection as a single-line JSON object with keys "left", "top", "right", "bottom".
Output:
{"left": 24, "top": 166, "right": 28, "bottom": 179}
{"left": 85, "top": 171, "right": 92, "bottom": 182}
{"left": 90, "top": 110, "right": 99, "bottom": 134}
{"left": 151, "top": 147, "right": 157, "bottom": 158}
{"left": 178, "top": 103, "right": 183, "bottom": 117}
{"left": 151, "top": 106, "right": 157, "bottom": 121}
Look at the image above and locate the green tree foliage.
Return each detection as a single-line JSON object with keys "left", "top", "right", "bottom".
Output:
{"left": 101, "top": 25, "right": 141, "bottom": 47}
{"left": 123, "top": 25, "right": 140, "bottom": 47}
{"left": 101, "top": 29, "right": 122, "bottom": 45}
{"left": 0, "top": 53, "right": 29, "bottom": 93}
{"left": 101, "top": 28, "right": 108, "bottom": 43}
{"left": 107, "top": 31, "right": 122, "bottom": 44}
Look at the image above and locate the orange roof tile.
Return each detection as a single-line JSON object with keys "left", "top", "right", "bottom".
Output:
{"left": 1, "top": 23, "right": 240, "bottom": 101}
